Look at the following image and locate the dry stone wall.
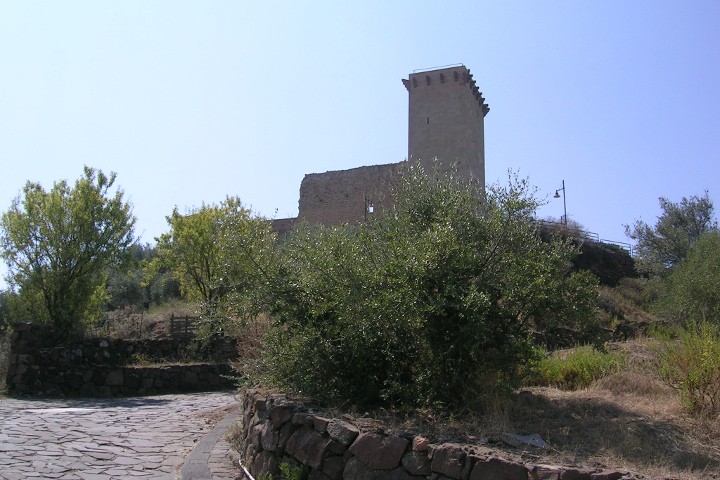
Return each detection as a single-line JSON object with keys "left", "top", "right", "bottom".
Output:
{"left": 238, "top": 390, "right": 634, "bottom": 480}
{"left": 4, "top": 322, "right": 236, "bottom": 397}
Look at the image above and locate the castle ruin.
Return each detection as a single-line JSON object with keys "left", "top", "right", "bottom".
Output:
{"left": 273, "top": 65, "right": 489, "bottom": 233}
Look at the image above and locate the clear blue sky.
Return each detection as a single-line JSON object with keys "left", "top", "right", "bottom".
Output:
{"left": 2, "top": 1, "right": 719, "bottom": 287}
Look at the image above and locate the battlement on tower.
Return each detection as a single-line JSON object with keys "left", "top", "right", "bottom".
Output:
{"left": 403, "top": 65, "right": 490, "bottom": 117}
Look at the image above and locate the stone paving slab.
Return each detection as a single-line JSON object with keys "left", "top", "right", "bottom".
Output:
{"left": 0, "top": 391, "right": 239, "bottom": 480}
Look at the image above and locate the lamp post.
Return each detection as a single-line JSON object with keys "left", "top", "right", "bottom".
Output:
{"left": 553, "top": 180, "right": 567, "bottom": 229}
{"left": 364, "top": 195, "right": 374, "bottom": 221}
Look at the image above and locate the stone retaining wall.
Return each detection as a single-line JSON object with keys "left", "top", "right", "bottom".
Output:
{"left": 4, "top": 322, "right": 237, "bottom": 397}
{"left": 238, "top": 390, "right": 631, "bottom": 480}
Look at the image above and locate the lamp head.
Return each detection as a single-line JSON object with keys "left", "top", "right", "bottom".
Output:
{"left": 554, "top": 191, "right": 561, "bottom": 198}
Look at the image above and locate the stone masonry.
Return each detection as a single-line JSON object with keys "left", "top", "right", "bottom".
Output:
{"left": 297, "top": 163, "right": 405, "bottom": 226}
{"left": 238, "top": 390, "right": 635, "bottom": 480}
{"left": 4, "top": 322, "right": 236, "bottom": 397}
{"left": 404, "top": 65, "right": 488, "bottom": 185}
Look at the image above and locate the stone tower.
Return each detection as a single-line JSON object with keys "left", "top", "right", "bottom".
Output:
{"left": 403, "top": 65, "right": 489, "bottom": 186}
{"left": 273, "top": 64, "right": 489, "bottom": 232}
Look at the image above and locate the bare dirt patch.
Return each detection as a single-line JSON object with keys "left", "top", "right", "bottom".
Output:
{"left": 191, "top": 402, "right": 238, "bottom": 429}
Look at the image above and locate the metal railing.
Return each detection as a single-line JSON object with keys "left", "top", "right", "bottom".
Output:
{"left": 535, "top": 220, "right": 635, "bottom": 256}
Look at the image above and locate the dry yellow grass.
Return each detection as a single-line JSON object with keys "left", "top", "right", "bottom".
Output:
{"left": 441, "top": 341, "right": 720, "bottom": 479}
{"left": 323, "top": 340, "right": 720, "bottom": 480}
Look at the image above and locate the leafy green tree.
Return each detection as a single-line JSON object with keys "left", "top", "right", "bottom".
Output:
{"left": 0, "top": 167, "right": 136, "bottom": 340}
{"left": 656, "top": 232, "right": 720, "bottom": 325}
{"left": 106, "top": 243, "right": 181, "bottom": 311}
{"left": 625, "top": 191, "right": 717, "bottom": 276}
{"left": 150, "top": 197, "right": 274, "bottom": 321}
{"left": 258, "top": 165, "right": 599, "bottom": 409}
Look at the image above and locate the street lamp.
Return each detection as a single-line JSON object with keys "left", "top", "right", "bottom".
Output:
{"left": 364, "top": 195, "right": 374, "bottom": 221}
{"left": 553, "top": 180, "right": 567, "bottom": 229}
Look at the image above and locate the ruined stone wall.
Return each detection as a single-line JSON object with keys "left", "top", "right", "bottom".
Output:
{"left": 296, "top": 162, "right": 406, "bottom": 226}
{"left": 238, "top": 389, "right": 630, "bottom": 480}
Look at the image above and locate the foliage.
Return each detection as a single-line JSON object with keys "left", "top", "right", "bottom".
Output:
{"left": 656, "top": 321, "right": 720, "bottom": 415}
{"left": 526, "top": 345, "right": 627, "bottom": 390}
{"left": 0, "top": 167, "right": 136, "bottom": 340}
{"left": 149, "top": 196, "right": 275, "bottom": 333}
{"left": 654, "top": 232, "right": 720, "bottom": 326}
{"left": 258, "top": 165, "right": 599, "bottom": 409}
{"left": 625, "top": 191, "right": 717, "bottom": 277}
{"left": 106, "top": 243, "right": 181, "bottom": 311}
{"left": 615, "top": 277, "right": 662, "bottom": 312}
{"left": 279, "top": 463, "right": 305, "bottom": 480}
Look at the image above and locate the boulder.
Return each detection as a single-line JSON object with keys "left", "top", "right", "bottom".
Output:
{"left": 349, "top": 433, "right": 409, "bottom": 470}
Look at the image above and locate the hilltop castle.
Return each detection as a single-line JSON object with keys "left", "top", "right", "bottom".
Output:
{"left": 273, "top": 65, "right": 488, "bottom": 233}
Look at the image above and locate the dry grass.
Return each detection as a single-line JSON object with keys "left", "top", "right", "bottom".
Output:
{"left": 230, "top": 313, "right": 273, "bottom": 385}
{"left": 492, "top": 341, "right": 719, "bottom": 479}
{"left": 89, "top": 300, "right": 200, "bottom": 339}
{"left": 319, "top": 340, "right": 720, "bottom": 480}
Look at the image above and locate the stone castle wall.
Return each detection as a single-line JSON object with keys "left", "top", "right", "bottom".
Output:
{"left": 297, "top": 163, "right": 405, "bottom": 226}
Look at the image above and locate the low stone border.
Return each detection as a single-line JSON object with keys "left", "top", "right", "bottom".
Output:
{"left": 8, "top": 359, "right": 236, "bottom": 397}
{"left": 237, "top": 390, "right": 635, "bottom": 480}
{"left": 4, "top": 322, "right": 237, "bottom": 397}
{"left": 181, "top": 408, "right": 241, "bottom": 479}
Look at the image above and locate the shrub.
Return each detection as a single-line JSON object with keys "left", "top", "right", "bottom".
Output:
{"left": 655, "top": 232, "right": 720, "bottom": 326}
{"left": 526, "top": 345, "right": 627, "bottom": 390}
{"left": 656, "top": 320, "right": 720, "bottom": 415}
{"left": 257, "top": 165, "right": 599, "bottom": 409}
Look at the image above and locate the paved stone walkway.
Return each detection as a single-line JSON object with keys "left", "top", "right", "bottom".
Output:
{"left": 0, "top": 391, "right": 242, "bottom": 480}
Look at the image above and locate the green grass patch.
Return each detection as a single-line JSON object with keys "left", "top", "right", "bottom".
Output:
{"left": 526, "top": 345, "right": 627, "bottom": 390}
{"left": 656, "top": 320, "right": 720, "bottom": 415}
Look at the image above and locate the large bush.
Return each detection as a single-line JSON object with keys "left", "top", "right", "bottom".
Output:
{"left": 655, "top": 232, "right": 720, "bottom": 325}
{"left": 257, "top": 166, "right": 598, "bottom": 409}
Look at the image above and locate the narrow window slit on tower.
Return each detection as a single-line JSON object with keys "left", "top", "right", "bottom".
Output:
{"left": 427, "top": 118, "right": 430, "bottom": 124}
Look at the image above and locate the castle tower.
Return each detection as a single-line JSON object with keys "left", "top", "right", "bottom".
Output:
{"left": 403, "top": 65, "right": 489, "bottom": 187}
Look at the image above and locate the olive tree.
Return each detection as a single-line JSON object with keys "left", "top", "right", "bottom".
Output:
{"left": 0, "top": 167, "right": 136, "bottom": 340}
{"left": 258, "top": 165, "right": 599, "bottom": 409}
{"left": 656, "top": 232, "right": 720, "bottom": 325}
{"left": 625, "top": 191, "right": 717, "bottom": 276}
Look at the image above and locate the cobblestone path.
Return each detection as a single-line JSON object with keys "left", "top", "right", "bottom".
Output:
{"left": 0, "top": 391, "right": 240, "bottom": 480}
